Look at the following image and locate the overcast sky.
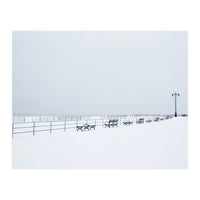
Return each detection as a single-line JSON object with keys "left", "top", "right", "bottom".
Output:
{"left": 12, "top": 31, "right": 187, "bottom": 116}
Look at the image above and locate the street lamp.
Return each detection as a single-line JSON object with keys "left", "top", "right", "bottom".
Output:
{"left": 172, "top": 92, "right": 180, "bottom": 117}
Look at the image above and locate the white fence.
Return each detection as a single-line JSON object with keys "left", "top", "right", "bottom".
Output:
{"left": 12, "top": 115, "right": 173, "bottom": 137}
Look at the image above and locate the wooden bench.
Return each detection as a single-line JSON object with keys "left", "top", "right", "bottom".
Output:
{"left": 104, "top": 119, "right": 118, "bottom": 128}
{"left": 153, "top": 117, "right": 159, "bottom": 122}
{"left": 76, "top": 125, "right": 84, "bottom": 131}
{"left": 104, "top": 121, "right": 110, "bottom": 128}
{"left": 123, "top": 121, "right": 133, "bottom": 125}
{"left": 145, "top": 119, "right": 152, "bottom": 123}
{"left": 136, "top": 118, "right": 144, "bottom": 124}
{"left": 90, "top": 125, "right": 96, "bottom": 130}
{"left": 83, "top": 124, "right": 91, "bottom": 131}
{"left": 165, "top": 116, "right": 170, "bottom": 119}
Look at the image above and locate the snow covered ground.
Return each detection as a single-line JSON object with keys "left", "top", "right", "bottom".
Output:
{"left": 12, "top": 117, "right": 188, "bottom": 169}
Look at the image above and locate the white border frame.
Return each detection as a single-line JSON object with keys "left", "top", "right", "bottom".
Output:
{"left": 0, "top": 0, "right": 199, "bottom": 199}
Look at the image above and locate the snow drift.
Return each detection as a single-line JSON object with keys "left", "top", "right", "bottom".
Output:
{"left": 12, "top": 117, "right": 188, "bottom": 169}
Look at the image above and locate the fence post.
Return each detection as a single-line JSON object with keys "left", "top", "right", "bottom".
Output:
{"left": 50, "top": 121, "right": 52, "bottom": 134}
{"left": 33, "top": 122, "right": 35, "bottom": 136}
{"left": 102, "top": 119, "right": 104, "bottom": 127}
{"left": 64, "top": 119, "right": 66, "bottom": 132}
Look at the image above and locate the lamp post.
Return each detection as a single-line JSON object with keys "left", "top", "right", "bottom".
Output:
{"left": 172, "top": 92, "right": 180, "bottom": 117}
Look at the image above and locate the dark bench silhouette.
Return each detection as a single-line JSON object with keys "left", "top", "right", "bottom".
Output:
{"left": 76, "top": 125, "right": 84, "bottom": 131}
{"left": 165, "top": 116, "right": 170, "bottom": 119}
{"left": 153, "top": 117, "right": 159, "bottom": 122}
{"left": 90, "top": 125, "right": 96, "bottom": 130}
{"left": 123, "top": 121, "right": 133, "bottom": 125}
{"left": 83, "top": 124, "right": 91, "bottom": 131}
{"left": 145, "top": 119, "right": 152, "bottom": 123}
{"left": 104, "top": 119, "right": 118, "bottom": 128}
{"left": 136, "top": 118, "right": 144, "bottom": 124}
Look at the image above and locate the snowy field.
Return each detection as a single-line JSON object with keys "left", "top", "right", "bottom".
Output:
{"left": 12, "top": 117, "right": 187, "bottom": 169}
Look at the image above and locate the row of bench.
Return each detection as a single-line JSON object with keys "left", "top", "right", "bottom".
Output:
{"left": 136, "top": 115, "right": 173, "bottom": 124}
{"left": 76, "top": 116, "right": 173, "bottom": 131}
{"left": 76, "top": 120, "right": 119, "bottom": 131}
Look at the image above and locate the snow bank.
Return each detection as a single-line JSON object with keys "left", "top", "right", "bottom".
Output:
{"left": 12, "top": 117, "right": 187, "bottom": 169}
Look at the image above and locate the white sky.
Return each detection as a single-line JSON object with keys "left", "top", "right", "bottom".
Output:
{"left": 12, "top": 31, "right": 187, "bottom": 116}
